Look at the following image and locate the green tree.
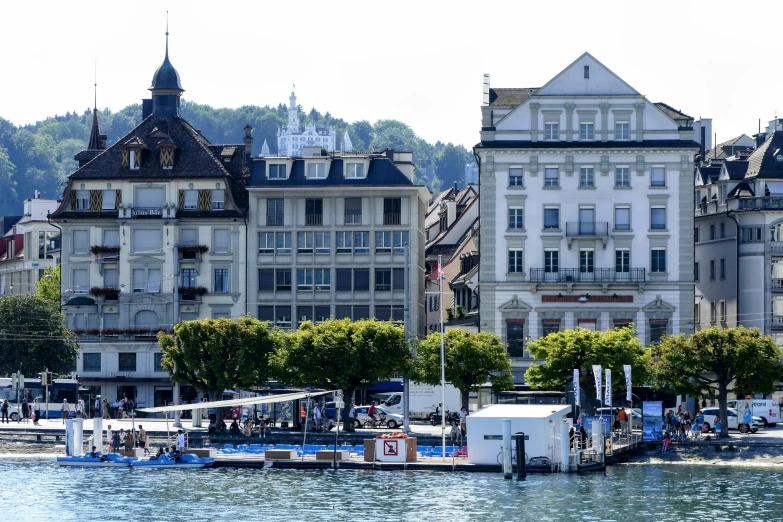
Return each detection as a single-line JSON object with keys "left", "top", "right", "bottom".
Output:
{"left": 273, "top": 318, "right": 408, "bottom": 431}
{"left": 37, "top": 265, "right": 61, "bottom": 304}
{"left": 434, "top": 143, "right": 467, "bottom": 187}
{"left": 0, "top": 294, "right": 78, "bottom": 375}
{"left": 158, "top": 317, "right": 277, "bottom": 421}
{"left": 350, "top": 120, "right": 374, "bottom": 150}
{"left": 415, "top": 329, "right": 513, "bottom": 410}
{"left": 524, "top": 327, "right": 647, "bottom": 407}
{"left": 646, "top": 326, "right": 783, "bottom": 438}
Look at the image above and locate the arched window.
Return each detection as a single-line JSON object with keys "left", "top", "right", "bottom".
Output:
{"left": 771, "top": 222, "right": 783, "bottom": 242}
{"left": 135, "top": 310, "right": 159, "bottom": 330}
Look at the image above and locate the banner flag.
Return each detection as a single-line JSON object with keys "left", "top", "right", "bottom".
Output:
{"left": 573, "top": 369, "right": 580, "bottom": 407}
{"left": 592, "top": 365, "right": 602, "bottom": 401}
{"left": 604, "top": 368, "right": 612, "bottom": 406}
{"left": 623, "top": 365, "right": 632, "bottom": 402}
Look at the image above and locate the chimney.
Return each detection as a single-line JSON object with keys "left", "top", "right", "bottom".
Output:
{"left": 482, "top": 74, "right": 490, "bottom": 106}
{"left": 142, "top": 99, "right": 153, "bottom": 119}
{"left": 243, "top": 124, "right": 253, "bottom": 161}
{"left": 700, "top": 126, "right": 706, "bottom": 165}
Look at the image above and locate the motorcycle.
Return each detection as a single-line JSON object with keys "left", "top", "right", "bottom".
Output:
{"left": 429, "top": 410, "right": 459, "bottom": 427}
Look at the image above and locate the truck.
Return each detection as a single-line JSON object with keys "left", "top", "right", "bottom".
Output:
{"left": 374, "top": 383, "right": 462, "bottom": 420}
{"left": 727, "top": 399, "right": 781, "bottom": 427}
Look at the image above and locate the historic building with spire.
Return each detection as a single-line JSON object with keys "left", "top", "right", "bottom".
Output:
{"left": 276, "top": 91, "right": 337, "bottom": 156}
{"left": 51, "top": 30, "right": 249, "bottom": 409}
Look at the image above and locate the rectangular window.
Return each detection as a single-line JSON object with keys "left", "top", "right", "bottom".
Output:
{"left": 345, "top": 163, "right": 364, "bottom": 178}
{"left": 579, "top": 167, "right": 594, "bottom": 188}
{"left": 297, "top": 232, "right": 314, "bottom": 254}
{"left": 695, "top": 227, "right": 700, "bottom": 243}
{"left": 542, "top": 322, "right": 560, "bottom": 336}
{"left": 273, "top": 269, "right": 291, "bottom": 291}
{"left": 580, "top": 122, "right": 594, "bottom": 140}
{"left": 509, "top": 167, "right": 524, "bottom": 187}
{"left": 544, "top": 167, "right": 559, "bottom": 187}
{"left": 615, "top": 249, "right": 630, "bottom": 273}
{"left": 544, "top": 249, "right": 559, "bottom": 273}
{"left": 180, "top": 229, "right": 197, "bottom": 246}
{"left": 211, "top": 190, "right": 225, "bottom": 210}
{"left": 649, "top": 322, "right": 667, "bottom": 344}
{"left": 720, "top": 258, "right": 725, "bottom": 279}
{"left": 132, "top": 269, "right": 145, "bottom": 293}
{"left": 544, "top": 122, "right": 559, "bottom": 140}
{"left": 83, "top": 353, "right": 101, "bottom": 372}
{"left": 75, "top": 191, "right": 90, "bottom": 210}
{"left": 258, "top": 269, "right": 274, "bottom": 291}
{"left": 297, "top": 306, "right": 313, "bottom": 325}
{"left": 267, "top": 199, "right": 284, "bottom": 226}
{"left": 720, "top": 222, "right": 725, "bottom": 238}
{"left": 508, "top": 207, "right": 524, "bottom": 229}
{"left": 214, "top": 268, "right": 229, "bottom": 293}
{"left": 118, "top": 353, "right": 136, "bottom": 372}
{"left": 148, "top": 269, "right": 161, "bottom": 293}
{"left": 307, "top": 163, "right": 326, "bottom": 178}
{"left": 579, "top": 249, "right": 594, "bottom": 273}
{"left": 305, "top": 198, "right": 323, "bottom": 225}
{"left": 507, "top": 323, "right": 525, "bottom": 357}
{"left": 543, "top": 207, "right": 559, "bottom": 229}
{"left": 695, "top": 302, "right": 700, "bottom": 324}
{"left": 129, "top": 150, "right": 140, "bottom": 170}
{"left": 213, "top": 229, "right": 229, "bottom": 253}
{"left": 259, "top": 232, "right": 275, "bottom": 254}
{"left": 104, "top": 268, "right": 119, "bottom": 289}
{"left": 694, "top": 262, "right": 699, "bottom": 282}
{"left": 710, "top": 301, "right": 717, "bottom": 323}
{"left": 720, "top": 300, "right": 727, "bottom": 322}
{"left": 344, "top": 198, "right": 362, "bottom": 223}
{"left": 153, "top": 353, "right": 165, "bottom": 372}
{"left": 614, "top": 207, "right": 630, "bottom": 231}
{"left": 315, "top": 232, "right": 330, "bottom": 254}
{"left": 615, "top": 167, "right": 630, "bottom": 187}
{"left": 651, "top": 166, "right": 666, "bottom": 187}
{"left": 584, "top": 65, "right": 590, "bottom": 78}
{"left": 72, "top": 230, "right": 89, "bottom": 254}
{"left": 651, "top": 207, "right": 666, "bottom": 230}
{"left": 182, "top": 268, "right": 197, "bottom": 288}
{"left": 508, "top": 249, "right": 524, "bottom": 273}
{"left": 710, "top": 224, "right": 715, "bottom": 240}
{"left": 135, "top": 187, "right": 164, "bottom": 207}
{"left": 354, "top": 269, "right": 370, "bottom": 291}
{"left": 72, "top": 268, "right": 89, "bottom": 293}
{"left": 132, "top": 229, "right": 162, "bottom": 253}
{"left": 102, "top": 190, "right": 117, "bottom": 210}
{"left": 103, "top": 230, "right": 120, "bottom": 247}
{"left": 393, "top": 231, "right": 409, "bottom": 253}
{"left": 297, "top": 269, "right": 313, "bottom": 291}
{"left": 376, "top": 231, "right": 392, "bottom": 253}
{"left": 269, "top": 164, "right": 286, "bottom": 179}
{"left": 615, "top": 122, "right": 629, "bottom": 140}
{"left": 383, "top": 198, "right": 402, "bottom": 225}
{"left": 315, "top": 268, "right": 330, "bottom": 291}
{"left": 276, "top": 306, "right": 292, "bottom": 329}
{"left": 336, "top": 232, "right": 352, "bottom": 254}
{"left": 710, "top": 259, "right": 715, "bottom": 280}
{"left": 354, "top": 232, "right": 370, "bottom": 254}
{"left": 276, "top": 232, "right": 292, "bottom": 254}
{"left": 375, "top": 269, "right": 392, "bottom": 291}
{"left": 393, "top": 268, "right": 405, "bottom": 291}
{"left": 183, "top": 190, "right": 198, "bottom": 209}
{"left": 651, "top": 248, "right": 666, "bottom": 273}
{"left": 336, "top": 269, "right": 352, "bottom": 291}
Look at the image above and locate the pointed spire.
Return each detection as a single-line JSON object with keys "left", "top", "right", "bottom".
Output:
{"left": 343, "top": 129, "right": 353, "bottom": 152}
{"left": 260, "top": 139, "right": 270, "bottom": 157}
{"left": 165, "top": 11, "right": 169, "bottom": 58}
{"left": 88, "top": 63, "right": 103, "bottom": 150}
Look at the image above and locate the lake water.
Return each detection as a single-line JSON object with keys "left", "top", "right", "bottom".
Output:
{"left": 1, "top": 455, "right": 782, "bottom": 521}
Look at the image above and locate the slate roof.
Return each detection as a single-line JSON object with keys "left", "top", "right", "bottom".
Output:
{"left": 723, "top": 160, "right": 749, "bottom": 180}
{"left": 745, "top": 131, "right": 783, "bottom": 179}
{"left": 727, "top": 182, "right": 754, "bottom": 198}
{"left": 488, "top": 88, "right": 540, "bottom": 107}
{"left": 705, "top": 135, "right": 754, "bottom": 161}
{"left": 475, "top": 140, "right": 701, "bottom": 150}
{"left": 697, "top": 166, "right": 720, "bottom": 184}
{"left": 653, "top": 103, "right": 693, "bottom": 123}
{"left": 247, "top": 157, "right": 415, "bottom": 188}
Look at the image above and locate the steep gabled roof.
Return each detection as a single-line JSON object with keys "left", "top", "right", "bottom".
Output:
{"left": 696, "top": 166, "right": 720, "bottom": 185}
{"left": 727, "top": 182, "right": 754, "bottom": 198}
{"left": 488, "top": 87, "right": 539, "bottom": 107}
{"left": 705, "top": 134, "right": 755, "bottom": 161}
{"left": 723, "top": 160, "right": 749, "bottom": 180}
{"left": 653, "top": 103, "right": 692, "bottom": 123}
{"left": 745, "top": 131, "right": 783, "bottom": 179}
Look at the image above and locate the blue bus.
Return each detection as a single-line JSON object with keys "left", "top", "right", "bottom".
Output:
{"left": 0, "top": 377, "right": 81, "bottom": 418}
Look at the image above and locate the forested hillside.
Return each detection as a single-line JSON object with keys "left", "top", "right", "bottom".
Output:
{"left": 0, "top": 101, "right": 476, "bottom": 215}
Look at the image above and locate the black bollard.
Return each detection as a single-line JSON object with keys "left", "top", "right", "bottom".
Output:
{"left": 515, "top": 432, "right": 526, "bottom": 480}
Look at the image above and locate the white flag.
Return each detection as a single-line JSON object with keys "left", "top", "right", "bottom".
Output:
{"left": 573, "top": 369, "right": 580, "bottom": 407}
{"left": 623, "top": 365, "right": 632, "bottom": 402}
{"left": 592, "top": 365, "right": 602, "bottom": 401}
{"left": 604, "top": 369, "right": 612, "bottom": 406}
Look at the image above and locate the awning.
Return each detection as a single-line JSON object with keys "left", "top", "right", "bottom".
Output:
{"left": 767, "top": 182, "right": 783, "bottom": 195}
{"left": 136, "top": 390, "right": 332, "bottom": 413}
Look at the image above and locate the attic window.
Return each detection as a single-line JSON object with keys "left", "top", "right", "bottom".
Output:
{"left": 129, "top": 150, "right": 141, "bottom": 170}
{"left": 269, "top": 164, "right": 287, "bottom": 180}
{"left": 345, "top": 163, "right": 365, "bottom": 179}
{"left": 160, "top": 147, "right": 175, "bottom": 170}
{"left": 307, "top": 162, "right": 326, "bottom": 179}
{"left": 584, "top": 65, "right": 589, "bottom": 79}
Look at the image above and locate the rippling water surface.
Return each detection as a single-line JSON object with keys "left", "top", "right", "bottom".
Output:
{"left": 1, "top": 456, "right": 783, "bottom": 521}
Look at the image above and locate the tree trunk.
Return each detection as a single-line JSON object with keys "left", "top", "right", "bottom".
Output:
{"left": 461, "top": 388, "right": 469, "bottom": 411}
{"left": 342, "top": 387, "right": 355, "bottom": 432}
{"left": 718, "top": 380, "right": 729, "bottom": 439}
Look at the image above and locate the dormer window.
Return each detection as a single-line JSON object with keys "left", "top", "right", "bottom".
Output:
{"left": 75, "top": 190, "right": 90, "bottom": 210}
{"left": 129, "top": 150, "right": 141, "bottom": 170}
{"left": 345, "top": 163, "right": 365, "bottom": 179}
{"left": 160, "top": 146, "right": 176, "bottom": 170}
{"left": 269, "top": 164, "right": 287, "bottom": 180}
{"left": 307, "top": 162, "right": 327, "bottom": 179}
{"left": 211, "top": 190, "right": 225, "bottom": 210}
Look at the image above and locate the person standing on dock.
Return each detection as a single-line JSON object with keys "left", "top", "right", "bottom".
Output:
{"left": 177, "top": 429, "right": 185, "bottom": 453}
{"left": 617, "top": 409, "right": 628, "bottom": 435}
{"left": 32, "top": 399, "right": 40, "bottom": 425}
{"left": 313, "top": 403, "right": 322, "bottom": 431}
{"left": 21, "top": 399, "right": 29, "bottom": 423}
{"left": 60, "top": 399, "right": 69, "bottom": 424}
{"left": 1, "top": 399, "right": 9, "bottom": 423}
{"left": 102, "top": 398, "right": 110, "bottom": 420}
{"left": 459, "top": 407, "right": 467, "bottom": 435}
{"left": 138, "top": 425, "right": 149, "bottom": 455}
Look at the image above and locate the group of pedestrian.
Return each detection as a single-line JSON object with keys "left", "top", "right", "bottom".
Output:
{"left": 106, "top": 424, "right": 150, "bottom": 455}
{"left": 661, "top": 409, "right": 709, "bottom": 451}
{"left": 112, "top": 398, "right": 134, "bottom": 419}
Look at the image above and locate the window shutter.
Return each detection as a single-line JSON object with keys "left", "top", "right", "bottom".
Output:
{"left": 178, "top": 190, "right": 185, "bottom": 210}
{"left": 258, "top": 269, "right": 274, "bottom": 291}
{"left": 70, "top": 191, "right": 77, "bottom": 210}
{"left": 115, "top": 190, "right": 122, "bottom": 209}
{"left": 121, "top": 150, "right": 129, "bottom": 167}
{"left": 198, "top": 190, "right": 210, "bottom": 210}
{"left": 89, "top": 190, "right": 102, "bottom": 211}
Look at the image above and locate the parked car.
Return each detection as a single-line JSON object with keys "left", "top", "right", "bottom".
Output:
{"left": 353, "top": 405, "right": 403, "bottom": 429}
{"left": 699, "top": 407, "right": 763, "bottom": 433}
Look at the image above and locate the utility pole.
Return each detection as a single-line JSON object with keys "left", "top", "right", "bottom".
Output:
{"left": 403, "top": 243, "right": 410, "bottom": 433}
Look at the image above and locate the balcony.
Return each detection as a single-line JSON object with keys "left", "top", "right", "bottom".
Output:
{"left": 178, "top": 286, "right": 208, "bottom": 301}
{"left": 131, "top": 207, "right": 163, "bottom": 218}
{"left": 565, "top": 222, "right": 609, "bottom": 248}
{"left": 737, "top": 197, "right": 783, "bottom": 211}
{"left": 305, "top": 214, "right": 323, "bottom": 226}
{"left": 344, "top": 213, "right": 362, "bottom": 224}
{"left": 529, "top": 268, "right": 646, "bottom": 283}
{"left": 177, "top": 244, "right": 209, "bottom": 261}
{"left": 89, "top": 287, "right": 120, "bottom": 301}
{"left": 773, "top": 279, "right": 783, "bottom": 291}
{"left": 384, "top": 213, "right": 402, "bottom": 225}
{"left": 773, "top": 316, "right": 783, "bottom": 330}
{"left": 90, "top": 245, "right": 120, "bottom": 262}
{"left": 769, "top": 242, "right": 783, "bottom": 254}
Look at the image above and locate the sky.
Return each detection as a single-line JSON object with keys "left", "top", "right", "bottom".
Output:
{"left": 1, "top": 0, "right": 781, "bottom": 148}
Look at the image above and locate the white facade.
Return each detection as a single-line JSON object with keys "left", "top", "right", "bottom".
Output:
{"left": 476, "top": 53, "right": 698, "bottom": 383}
{"left": 277, "top": 92, "right": 336, "bottom": 156}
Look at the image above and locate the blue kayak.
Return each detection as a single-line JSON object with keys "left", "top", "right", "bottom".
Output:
{"left": 132, "top": 453, "right": 215, "bottom": 469}
{"left": 57, "top": 453, "right": 135, "bottom": 468}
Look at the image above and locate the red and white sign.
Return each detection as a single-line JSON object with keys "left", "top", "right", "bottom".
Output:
{"left": 383, "top": 440, "right": 399, "bottom": 456}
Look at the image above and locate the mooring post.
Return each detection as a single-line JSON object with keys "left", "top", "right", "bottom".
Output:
{"left": 502, "top": 419, "right": 512, "bottom": 479}
{"left": 515, "top": 432, "right": 526, "bottom": 480}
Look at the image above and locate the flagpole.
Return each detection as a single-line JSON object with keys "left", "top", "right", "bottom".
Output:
{"left": 439, "top": 255, "right": 446, "bottom": 461}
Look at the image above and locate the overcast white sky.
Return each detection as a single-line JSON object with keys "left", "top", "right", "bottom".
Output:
{"left": 1, "top": 0, "right": 781, "bottom": 148}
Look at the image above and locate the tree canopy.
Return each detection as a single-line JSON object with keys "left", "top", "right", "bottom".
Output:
{"left": 37, "top": 265, "right": 61, "bottom": 304}
{"left": 524, "top": 326, "right": 648, "bottom": 406}
{"left": 272, "top": 318, "right": 408, "bottom": 430}
{"left": 158, "top": 317, "right": 277, "bottom": 401}
{"left": 0, "top": 294, "right": 79, "bottom": 375}
{"left": 415, "top": 329, "right": 513, "bottom": 409}
{"left": 646, "top": 326, "right": 783, "bottom": 438}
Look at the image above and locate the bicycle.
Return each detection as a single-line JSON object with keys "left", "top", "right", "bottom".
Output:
{"left": 496, "top": 448, "right": 528, "bottom": 466}
{"left": 363, "top": 414, "right": 388, "bottom": 429}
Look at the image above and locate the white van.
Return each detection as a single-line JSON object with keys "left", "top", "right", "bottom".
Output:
{"left": 727, "top": 400, "right": 780, "bottom": 427}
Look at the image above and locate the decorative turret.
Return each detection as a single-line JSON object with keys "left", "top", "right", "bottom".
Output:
{"left": 343, "top": 129, "right": 353, "bottom": 152}
{"left": 260, "top": 139, "right": 270, "bottom": 157}
{"left": 149, "top": 23, "right": 184, "bottom": 118}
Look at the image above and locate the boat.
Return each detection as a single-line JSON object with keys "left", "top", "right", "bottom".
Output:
{"left": 56, "top": 453, "right": 135, "bottom": 468}
{"left": 132, "top": 453, "right": 215, "bottom": 469}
